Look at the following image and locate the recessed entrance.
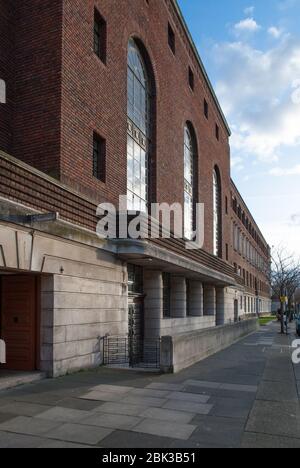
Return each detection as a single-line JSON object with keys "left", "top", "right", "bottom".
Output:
{"left": 0, "top": 274, "right": 40, "bottom": 372}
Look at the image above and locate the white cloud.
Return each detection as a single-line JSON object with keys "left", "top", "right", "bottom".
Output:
{"left": 234, "top": 18, "right": 261, "bottom": 34}
{"left": 212, "top": 37, "right": 300, "bottom": 163}
{"left": 268, "top": 26, "right": 284, "bottom": 39}
{"left": 270, "top": 164, "right": 300, "bottom": 176}
{"left": 244, "top": 6, "right": 255, "bottom": 16}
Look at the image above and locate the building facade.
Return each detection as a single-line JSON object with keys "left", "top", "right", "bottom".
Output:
{"left": 0, "top": 0, "right": 271, "bottom": 377}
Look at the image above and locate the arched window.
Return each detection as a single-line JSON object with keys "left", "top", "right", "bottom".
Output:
{"left": 213, "top": 167, "right": 222, "bottom": 257}
{"left": 127, "top": 39, "right": 151, "bottom": 212}
{"left": 184, "top": 125, "right": 197, "bottom": 240}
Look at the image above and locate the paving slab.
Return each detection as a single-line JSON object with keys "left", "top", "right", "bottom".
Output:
{"left": 58, "top": 398, "right": 103, "bottom": 411}
{"left": 81, "top": 413, "right": 141, "bottom": 431}
{"left": 209, "top": 397, "right": 252, "bottom": 420}
{"left": 11, "top": 392, "right": 64, "bottom": 406}
{"left": 37, "top": 439, "right": 92, "bottom": 448}
{"left": 132, "top": 418, "right": 196, "bottom": 441}
{"left": 246, "top": 400, "right": 300, "bottom": 439}
{"left": 183, "top": 380, "right": 221, "bottom": 390}
{"left": 163, "top": 400, "right": 213, "bottom": 415}
{"left": 36, "top": 407, "right": 91, "bottom": 423}
{"left": 242, "top": 432, "right": 300, "bottom": 449}
{"left": 140, "top": 407, "right": 194, "bottom": 424}
{"left": 168, "top": 391, "right": 210, "bottom": 404}
{"left": 79, "top": 391, "right": 121, "bottom": 402}
{"left": 257, "top": 380, "right": 298, "bottom": 402}
{"left": 100, "top": 430, "right": 174, "bottom": 449}
{"left": 146, "top": 383, "right": 184, "bottom": 392}
{"left": 45, "top": 423, "right": 113, "bottom": 445}
{"left": 219, "top": 383, "right": 257, "bottom": 393}
{"left": 0, "top": 431, "right": 45, "bottom": 448}
{"left": 122, "top": 395, "right": 167, "bottom": 408}
{"left": 189, "top": 415, "right": 245, "bottom": 448}
{"left": 93, "top": 402, "right": 147, "bottom": 417}
{"left": 0, "top": 416, "right": 61, "bottom": 437}
{"left": 0, "top": 402, "right": 52, "bottom": 417}
{"left": 90, "top": 385, "right": 133, "bottom": 394}
{"left": 128, "top": 388, "right": 170, "bottom": 399}
{"left": 0, "top": 413, "right": 16, "bottom": 424}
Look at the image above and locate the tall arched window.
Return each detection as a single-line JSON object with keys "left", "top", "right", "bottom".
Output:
{"left": 184, "top": 125, "right": 196, "bottom": 240}
{"left": 127, "top": 39, "right": 150, "bottom": 212}
{"left": 213, "top": 167, "right": 222, "bottom": 257}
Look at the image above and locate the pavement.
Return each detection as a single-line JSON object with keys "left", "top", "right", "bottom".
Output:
{"left": 0, "top": 321, "right": 299, "bottom": 448}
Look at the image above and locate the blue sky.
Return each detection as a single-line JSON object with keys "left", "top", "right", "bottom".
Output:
{"left": 178, "top": 0, "right": 300, "bottom": 256}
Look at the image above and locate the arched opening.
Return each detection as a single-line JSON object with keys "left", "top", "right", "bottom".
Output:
{"left": 127, "top": 38, "right": 155, "bottom": 212}
{"left": 184, "top": 123, "right": 198, "bottom": 240}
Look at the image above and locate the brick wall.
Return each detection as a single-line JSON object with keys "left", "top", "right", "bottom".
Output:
{"left": 0, "top": 0, "right": 14, "bottom": 152}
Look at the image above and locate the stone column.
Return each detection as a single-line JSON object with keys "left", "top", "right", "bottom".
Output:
{"left": 203, "top": 285, "right": 216, "bottom": 317}
{"left": 171, "top": 276, "right": 187, "bottom": 318}
{"left": 216, "top": 287, "right": 226, "bottom": 326}
{"left": 188, "top": 281, "right": 204, "bottom": 317}
{"left": 143, "top": 270, "right": 163, "bottom": 339}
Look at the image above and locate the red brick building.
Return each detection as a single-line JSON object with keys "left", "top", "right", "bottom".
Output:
{"left": 0, "top": 0, "right": 271, "bottom": 379}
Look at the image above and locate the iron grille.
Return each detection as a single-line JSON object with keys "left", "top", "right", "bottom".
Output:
{"left": 104, "top": 336, "right": 161, "bottom": 369}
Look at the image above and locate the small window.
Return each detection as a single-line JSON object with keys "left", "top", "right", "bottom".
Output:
{"left": 94, "top": 9, "right": 107, "bottom": 63}
{"left": 168, "top": 23, "right": 176, "bottom": 55}
{"left": 226, "top": 243, "right": 229, "bottom": 261}
{"left": 225, "top": 196, "right": 228, "bottom": 214}
{"left": 188, "top": 67, "right": 194, "bottom": 91}
{"left": 204, "top": 99, "right": 209, "bottom": 119}
{"left": 93, "top": 133, "right": 106, "bottom": 182}
{"left": 186, "top": 279, "right": 191, "bottom": 316}
{"left": 128, "top": 264, "right": 143, "bottom": 295}
{"left": 215, "top": 124, "right": 220, "bottom": 141}
{"left": 163, "top": 273, "right": 171, "bottom": 318}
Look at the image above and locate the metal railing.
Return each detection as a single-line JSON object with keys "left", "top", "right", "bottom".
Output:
{"left": 104, "top": 336, "right": 161, "bottom": 369}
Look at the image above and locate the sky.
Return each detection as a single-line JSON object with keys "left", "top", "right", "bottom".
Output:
{"left": 177, "top": 0, "right": 300, "bottom": 257}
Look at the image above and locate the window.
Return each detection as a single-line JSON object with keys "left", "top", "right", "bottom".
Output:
{"left": 184, "top": 125, "right": 197, "bottom": 240}
{"left": 93, "top": 133, "right": 106, "bottom": 181}
{"left": 188, "top": 67, "right": 194, "bottom": 91}
{"left": 127, "top": 39, "right": 151, "bottom": 212}
{"left": 128, "top": 264, "right": 143, "bottom": 295}
{"left": 168, "top": 23, "right": 176, "bottom": 54}
{"left": 204, "top": 99, "right": 209, "bottom": 119}
{"left": 225, "top": 196, "right": 228, "bottom": 215}
{"left": 215, "top": 124, "right": 220, "bottom": 141}
{"left": 94, "top": 9, "right": 106, "bottom": 63}
{"left": 186, "top": 279, "right": 191, "bottom": 316}
{"left": 213, "top": 167, "right": 222, "bottom": 257}
{"left": 162, "top": 273, "right": 171, "bottom": 318}
{"left": 226, "top": 243, "right": 229, "bottom": 261}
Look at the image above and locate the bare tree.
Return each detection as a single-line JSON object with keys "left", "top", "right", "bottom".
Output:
{"left": 271, "top": 247, "right": 300, "bottom": 334}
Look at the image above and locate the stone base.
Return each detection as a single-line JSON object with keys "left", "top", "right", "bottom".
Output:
{"left": 160, "top": 318, "right": 259, "bottom": 373}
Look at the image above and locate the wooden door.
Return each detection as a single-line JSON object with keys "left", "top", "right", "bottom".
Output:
{"left": 0, "top": 276, "right": 37, "bottom": 371}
